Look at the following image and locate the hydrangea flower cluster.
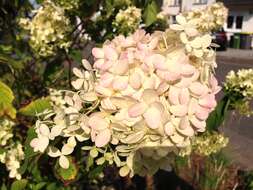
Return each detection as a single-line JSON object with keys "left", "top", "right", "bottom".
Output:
{"left": 0, "top": 119, "right": 24, "bottom": 180}
{"left": 30, "top": 3, "right": 226, "bottom": 177}
{"left": 224, "top": 69, "right": 253, "bottom": 99}
{"left": 224, "top": 69, "right": 253, "bottom": 116}
{"left": 191, "top": 132, "right": 228, "bottom": 156}
{"left": 113, "top": 6, "right": 142, "bottom": 35}
{"left": 19, "top": 0, "right": 72, "bottom": 57}
{"left": 184, "top": 2, "right": 228, "bottom": 32}
{"left": 54, "top": 0, "right": 80, "bottom": 11}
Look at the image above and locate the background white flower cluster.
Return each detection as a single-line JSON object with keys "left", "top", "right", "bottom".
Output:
{"left": 0, "top": 119, "right": 24, "bottom": 180}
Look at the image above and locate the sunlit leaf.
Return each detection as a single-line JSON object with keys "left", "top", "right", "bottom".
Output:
{"left": 19, "top": 97, "right": 52, "bottom": 116}
{"left": 0, "top": 81, "right": 16, "bottom": 119}
{"left": 143, "top": 0, "right": 159, "bottom": 27}
{"left": 10, "top": 179, "right": 28, "bottom": 190}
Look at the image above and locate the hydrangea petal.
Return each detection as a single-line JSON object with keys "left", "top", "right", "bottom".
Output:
{"left": 59, "top": 155, "right": 69, "bottom": 169}
{"left": 95, "top": 129, "right": 111, "bottom": 147}
{"left": 143, "top": 106, "right": 162, "bottom": 129}
{"left": 128, "top": 102, "right": 147, "bottom": 117}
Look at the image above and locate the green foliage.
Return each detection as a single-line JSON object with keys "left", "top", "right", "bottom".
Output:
{"left": 143, "top": 0, "right": 159, "bottom": 27}
{"left": 11, "top": 179, "right": 28, "bottom": 190}
{"left": 55, "top": 157, "right": 78, "bottom": 182}
{"left": 206, "top": 96, "right": 230, "bottom": 131}
{"left": 0, "top": 81, "right": 16, "bottom": 119}
{"left": 19, "top": 98, "right": 52, "bottom": 116}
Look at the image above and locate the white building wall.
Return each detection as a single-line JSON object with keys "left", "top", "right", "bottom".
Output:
{"left": 162, "top": 0, "right": 216, "bottom": 16}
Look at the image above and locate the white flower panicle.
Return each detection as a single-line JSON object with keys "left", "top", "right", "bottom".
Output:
{"left": 113, "top": 6, "right": 142, "bottom": 34}
{"left": 224, "top": 69, "right": 253, "bottom": 99}
{"left": 0, "top": 119, "right": 24, "bottom": 180}
{"left": 19, "top": 0, "right": 72, "bottom": 57}
{"left": 0, "top": 119, "right": 14, "bottom": 146}
{"left": 224, "top": 69, "right": 253, "bottom": 116}
{"left": 30, "top": 3, "right": 226, "bottom": 177}
{"left": 54, "top": 0, "right": 80, "bottom": 11}
{"left": 192, "top": 132, "right": 229, "bottom": 156}
{"left": 184, "top": 3, "right": 228, "bottom": 32}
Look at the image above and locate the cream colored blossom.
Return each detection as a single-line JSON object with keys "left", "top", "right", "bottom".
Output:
{"left": 192, "top": 132, "right": 228, "bottom": 156}
{"left": 30, "top": 3, "right": 223, "bottom": 176}
{"left": 19, "top": 1, "right": 72, "bottom": 57}
{"left": 113, "top": 6, "right": 142, "bottom": 35}
{"left": 0, "top": 119, "right": 24, "bottom": 180}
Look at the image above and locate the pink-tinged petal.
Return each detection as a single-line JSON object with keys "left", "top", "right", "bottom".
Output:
{"left": 199, "top": 94, "right": 217, "bottom": 109}
{"left": 209, "top": 75, "right": 221, "bottom": 94}
{"left": 195, "top": 106, "right": 209, "bottom": 120}
{"left": 112, "top": 76, "right": 128, "bottom": 91}
{"left": 190, "top": 116, "right": 206, "bottom": 129}
{"left": 152, "top": 54, "right": 166, "bottom": 70}
{"left": 94, "top": 59, "right": 104, "bottom": 69}
{"left": 164, "top": 122, "right": 175, "bottom": 136}
{"left": 179, "top": 88, "right": 190, "bottom": 105}
{"left": 95, "top": 129, "right": 111, "bottom": 147}
{"left": 143, "top": 106, "right": 161, "bottom": 129}
{"left": 179, "top": 117, "right": 190, "bottom": 130}
{"left": 157, "top": 70, "right": 181, "bottom": 82}
{"left": 100, "top": 61, "right": 114, "bottom": 71}
{"left": 180, "top": 64, "right": 196, "bottom": 76}
{"left": 92, "top": 48, "right": 104, "bottom": 58}
{"left": 104, "top": 46, "right": 118, "bottom": 60}
{"left": 157, "top": 82, "right": 170, "bottom": 95}
{"left": 128, "top": 102, "right": 147, "bottom": 117}
{"left": 129, "top": 72, "right": 142, "bottom": 89}
{"left": 169, "top": 86, "right": 180, "bottom": 105}
{"left": 88, "top": 115, "right": 109, "bottom": 131}
{"left": 189, "top": 82, "right": 208, "bottom": 97}
{"left": 142, "top": 89, "right": 159, "bottom": 104}
{"left": 176, "top": 71, "right": 200, "bottom": 88}
{"left": 110, "top": 60, "right": 128, "bottom": 75}
{"left": 95, "top": 85, "right": 113, "bottom": 96}
{"left": 188, "top": 98, "right": 199, "bottom": 115}
{"left": 170, "top": 105, "right": 188, "bottom": 117}
{"left": 100, "top": 73, "right": 113, "bottom": 87}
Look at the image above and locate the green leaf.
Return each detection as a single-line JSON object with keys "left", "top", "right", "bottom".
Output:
{"left": 88, "top": 164, "right": 105, "bottom": 179}
{"left": 19, "top": 97, "right": 52, "bottom": 116}
{"left": 69, "top": 49, "right": 82, "bottom": 63}
{"left": 33, "top": 182, "right": 47, "bottom": 190}
{"left": 206, "top": 96, "right": 230, "bottom": 131}
{"left": 43, "top": 59, "right": 64, "bottom": 84}
{"left": 19, "top": 128, "right": 38, "bottom": 174}
{"left": 0, "top": 81, "right": 16, "bottom": 119}
{"left": 55, "top": 157, "right": 78, "bottom": 182}
{"left": 1, "top": 184, "right": 7, "bottom": 190}
{"left": 11, "top": 179, "right": 28, "bottom": 190}
{"left": 143, "top": 0, "right": 159, "bottom": 27}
